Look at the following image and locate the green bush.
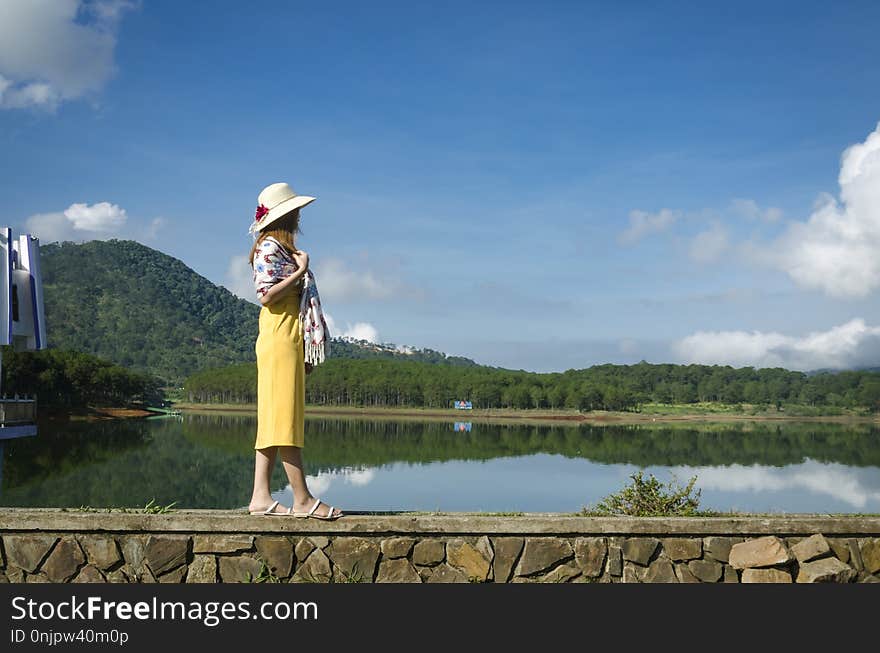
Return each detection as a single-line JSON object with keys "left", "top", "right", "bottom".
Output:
{"left": 582, "top": 470, "right": 703, "bottom": 517}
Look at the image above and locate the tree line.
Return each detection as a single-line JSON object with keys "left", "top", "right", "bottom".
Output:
{"left": 183, "top": 359, "right": 880, "bottom": 412}
{"left": 1, "top": 346, "right": 164, "bottom": 409}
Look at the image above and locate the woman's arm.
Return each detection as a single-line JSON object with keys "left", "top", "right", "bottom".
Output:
{"left": 259, "top": 264, "right": 307, "bottom": 306}
{"left": 258, "top": 248, "right": 310, "bottom": 307}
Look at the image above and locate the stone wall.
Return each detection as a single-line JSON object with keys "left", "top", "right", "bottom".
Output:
{"left": 1, "top": 510, "right": 878, "bottom": 583}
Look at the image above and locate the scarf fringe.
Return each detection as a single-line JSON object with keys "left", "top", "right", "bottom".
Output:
{"left": 300, "top": 269, "right": 330, "bottom": 367}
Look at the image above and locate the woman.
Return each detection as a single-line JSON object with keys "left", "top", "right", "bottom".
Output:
{"left": 245, "top": 182, "right": 342, "bottom": 520}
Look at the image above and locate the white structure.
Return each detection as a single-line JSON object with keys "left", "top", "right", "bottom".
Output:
{"left": 0, "top": 227, "right": 46, "bottom": 440}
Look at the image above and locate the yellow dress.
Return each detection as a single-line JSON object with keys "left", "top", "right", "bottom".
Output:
{"left": 254, "top": 289, "right": 305, "bottom": 449}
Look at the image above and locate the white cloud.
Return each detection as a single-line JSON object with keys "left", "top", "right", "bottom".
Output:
{"left": 758, "top": 121, "right": 880, "bottom": 297}
{"left": 24, "top": 201, "right": 164, "bottom": 245}
{"left": 689, "top": 220, "right": 729, "bottom": 263}
{"left": 0, "top": 0, "right": 136, "bottom": 110}
{"left": 315, "top": 257, "right": 414, "bottom": 302}
{"left": 618, "top": 209, "right": 679, "bottom": 245}
{"left": 224, "top": 254, "right": 257, "bottom": 304}
{"left": 324, "top": 312, "right": 379, "bottom": 343}
{"left": 64, "top": 202, "right": 127, "bottom": 231}
{"left": 731, "top": 198, "right": 783, "bottom": 222}
{"left": 673, "top": 318, "right": 880, "bottom": 370}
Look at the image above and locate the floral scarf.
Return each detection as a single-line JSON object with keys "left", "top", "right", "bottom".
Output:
{"left": 253, "top": 236, "right": 331, "bottom": 366}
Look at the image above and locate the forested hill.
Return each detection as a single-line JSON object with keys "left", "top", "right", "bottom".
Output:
{"left": 39, "top": 239, "right": 475, "bottom": 384}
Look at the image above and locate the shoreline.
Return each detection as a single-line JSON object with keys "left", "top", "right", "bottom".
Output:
{"left": 171, "top": 402, "right": 880, "bottom": 424}
{"left": 46, "top": 403, "right": 879, "bottom": 424}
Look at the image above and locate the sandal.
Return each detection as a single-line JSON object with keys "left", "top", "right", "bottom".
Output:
{"left": 292, "top": 498, "right": 343, "bottom": 520}
{"left": 248, "top": 500, "right": 291, "bottom": 516}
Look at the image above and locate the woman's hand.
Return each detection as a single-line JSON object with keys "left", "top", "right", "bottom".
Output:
{"left": 292, "top": 249, "right": 309, "bottom": 271}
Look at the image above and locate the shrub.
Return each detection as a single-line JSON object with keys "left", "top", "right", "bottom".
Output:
{"left": 582, "top": 470, "right": 702, "bottom": 517}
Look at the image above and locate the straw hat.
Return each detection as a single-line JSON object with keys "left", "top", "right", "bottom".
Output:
{"left": 248, "top": 182, "right": 315, "bottom": 237}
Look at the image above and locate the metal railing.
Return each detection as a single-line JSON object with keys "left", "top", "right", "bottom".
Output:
{"left": 0, "top": 395, "right": 37, "bottom": 425}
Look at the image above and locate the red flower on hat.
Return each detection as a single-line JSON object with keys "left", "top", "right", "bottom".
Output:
{"left": 255, "top": 204, "right": 270, "bottom": 222}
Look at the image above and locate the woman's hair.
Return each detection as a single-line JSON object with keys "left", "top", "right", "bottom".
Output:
{"left": 249, "top": 209, "right": 302, "bottom": 266}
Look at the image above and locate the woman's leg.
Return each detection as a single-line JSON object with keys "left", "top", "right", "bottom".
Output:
{"left": 279, "top": 446, "right": 343, "bottom": 518}
{"left": 249, "top": 446, "right": 287, "bottom": 513}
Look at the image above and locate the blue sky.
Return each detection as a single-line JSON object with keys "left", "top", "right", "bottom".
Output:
{"left": 2, "top": 0, "right": 880, "bottom": 372}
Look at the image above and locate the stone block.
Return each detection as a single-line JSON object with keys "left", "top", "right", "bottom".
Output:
{"left": 515, "top": 538, "right": 573, "bottom": 577}
{"left": 490, "top": 537, "right": 523, "bottom": 583}
{"left": 447, "top": 538, "right": 492, "bottom": 582}
{"left": 729, "top": 536, "right": 792, "bottom": 569}
{"left": 797, "top": 557, "right": 856, "bottom": 583}
{"left": 219, "top": 556, "right": 263, "bottom": 583}
{"left": 6, "top": 567, "right": 25, "bottom": 583}
{"left": 791, "top": 534, "right": 831, "bottom": 563}
{"left": 145, "top": 536, "right": 189, "bottom": 577}
{"left": 72, "top": 565, "right": 105, "bottom": 583}
{"left": 295, "top": 538, "right": 316, "bottom": 562}
{"left": 847, "top": 540, "right": 864, "bottom": 571}
{"left": 661, "top": 538, "right": 701, "bottom": 561}
{"left": 426, "top": 563, "right": 468, "bottom": 583}
{"left": 3, "top": 535, "right": 58, "bottom": 573}
{"left": 79, "top": 537, "right": 122, "bottom": 571}
{"left": 186, "top": 555, "right": 217, "bottom": 583}
{"left": 255, "top": 537, "right": 294, "bottom": 579}
{"left": 120, "top": 536, "right": 147, "bottom": 572}
{"left": 622, "top": 562, "right": 645, "bottom": 583}
{"left": 741, "top": 568, "right": 792, "bottom": 583}
{"left": 328, "top": 537, "right": 380, "bottom": 582}
{"left": 828, "top": 538, "right": 851, "bottom": 564}
{"left": 860, "top": 539, "right": 880, "bottom": 574}
{"left": 413, "top": 539, "right": 446, "bottom": 567}
{"left": 158, "top": 566, "right": 187, "bottom": 583}
{"left": 687, "top": 559, "right": 722, "bottom": 583}
{"left": 622, "top": 538, "right": 659, "bottom": 565}
{"left": 308, "top": 536, "right": 330, "bottom": 550}
{"left": 380, "top": 537, "right": 415, "bottom": 559}
{"left": 139, "top": 565, "right": 157, "bottom": 583}
{"left": 25, "top": 573, "right": 49, "bottom": 583}
{"left": 193, "top": 535, "right": 253, "bottom": 554}
{"left": 723, "top": 566, "right": 739, "bottom": 583}
{"left": 292, "top": 549, "right": 331, "bottom": 583}
{"left": 674, "top": 563, "right": 700, "bottom": 583}
{"left": 106, "top": 567, "right": 134, "bottom": 583}
{"left": 574, "top": 537, "right": 606, "bottom": 577}
{"left": 43, "top": 538, "right": 86, "bottom": 582}
{"left": 643, "top": 558, "right": 677, "bottom": 583}
{"left": 703, "top": 537, "right": 742, "bottom": 563}
{"left": 541, "top": 564, "right": 580, "bottom": 583}
{"left": 606, "top": 545, "right": 623, "bottom": 576}
{"left": 376, "top": 558, "right": 421, "bottom": 583}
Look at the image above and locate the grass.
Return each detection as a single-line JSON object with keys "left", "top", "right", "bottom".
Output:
{"left": 65, "top": 499, "right": 178, "bottom": 514}
{"left": 245, "top": 560, "right": 281, "bottom": 583}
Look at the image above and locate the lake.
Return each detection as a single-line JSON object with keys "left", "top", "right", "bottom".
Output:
{"left": 2, "top": 412, "right": 879, "bottom": 514}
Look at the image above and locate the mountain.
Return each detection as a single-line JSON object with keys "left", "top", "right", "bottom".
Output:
{"left": 39, "top": 239, "right": 475, "bottom": 383}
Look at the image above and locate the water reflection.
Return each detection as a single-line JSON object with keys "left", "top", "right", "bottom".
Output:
{"left": 1, "top": 412, "right": 878, "bottom": 513}
{"left": 669, "top": 461, "right": 880, "bottom": 511}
